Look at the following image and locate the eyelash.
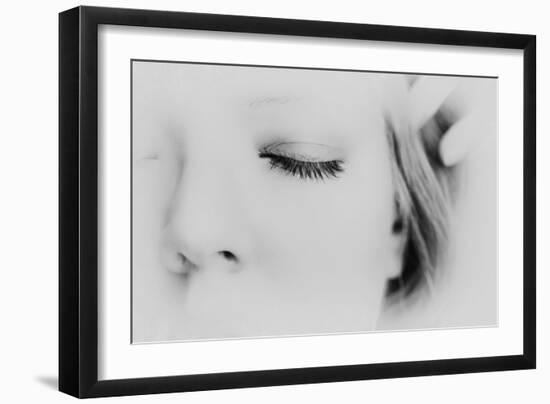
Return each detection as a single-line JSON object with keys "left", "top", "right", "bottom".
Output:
{"left": 258, "top": 151, "right": 344, "bottom": 181}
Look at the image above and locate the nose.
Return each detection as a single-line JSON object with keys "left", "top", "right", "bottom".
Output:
{"left": 161, "top": 157, "right": 250, "bottom": 276}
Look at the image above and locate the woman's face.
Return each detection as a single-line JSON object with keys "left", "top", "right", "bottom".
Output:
{"left": 133, "top": 63, "right": 403, "bottom": 341}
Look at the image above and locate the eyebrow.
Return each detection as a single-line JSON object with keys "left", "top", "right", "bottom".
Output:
{"left": 248, "top": 96, "right": 302, "bottom": 109}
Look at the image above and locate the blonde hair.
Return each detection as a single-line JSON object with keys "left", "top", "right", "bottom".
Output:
{"left": 384, "top": 103, "right": 455, "bottom": 303}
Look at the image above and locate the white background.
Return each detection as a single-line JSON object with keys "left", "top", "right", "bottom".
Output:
{"left": 0, "top": 0, "right": 546, "bottom": 403}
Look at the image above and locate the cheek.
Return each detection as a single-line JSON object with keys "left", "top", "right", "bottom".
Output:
{"left": 252, "top": 135, "right": 396, "bottom": 299}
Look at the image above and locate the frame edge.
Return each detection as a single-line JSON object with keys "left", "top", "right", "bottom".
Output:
{"left": 522, "top": 34, "right": 536, "bottom": 369}
{"left": 58, "top": 5, "right": 81, "bottom": 398}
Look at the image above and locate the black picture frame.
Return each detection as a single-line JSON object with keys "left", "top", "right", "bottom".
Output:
{"left": 59, "top": 5, "right": 536, "bottom": 399}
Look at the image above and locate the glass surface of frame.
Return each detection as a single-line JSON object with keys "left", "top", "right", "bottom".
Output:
{"left": 130, "top": 59, "right": 498, "bottom": 344}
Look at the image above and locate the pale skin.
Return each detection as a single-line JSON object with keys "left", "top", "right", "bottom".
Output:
{"left": 132, "top": 62, "right": 487, "bottom": 342}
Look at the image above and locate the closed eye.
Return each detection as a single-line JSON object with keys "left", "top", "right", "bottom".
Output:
{"left": 258, "top": 151, "right": 344, "bottom": 181}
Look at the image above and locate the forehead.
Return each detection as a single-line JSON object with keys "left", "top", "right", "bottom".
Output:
{"left": 133, "top": 61, "right": 404, "bottom": 113}
{"left": 132, "top": 62, "right": 408, "bottom": 150}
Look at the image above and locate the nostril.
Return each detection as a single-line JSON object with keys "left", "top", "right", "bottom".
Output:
{"left": 172, "top": 252, "right": 198, "bottom": 276}
{"left": 219, "top": 250, "right": 237, "bottom": 262}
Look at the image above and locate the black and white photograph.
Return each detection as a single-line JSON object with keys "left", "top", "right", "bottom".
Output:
{"left": 131, "top": 60, "right": 497, "bottom": 343}
{"left": 0, "top": 0, "right": 544, "bottom": 401}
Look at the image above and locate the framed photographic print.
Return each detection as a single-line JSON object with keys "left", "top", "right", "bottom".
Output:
{"left": 59, "top": 5, "right": 536, "bottom": 398}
